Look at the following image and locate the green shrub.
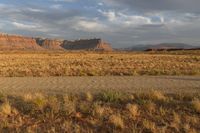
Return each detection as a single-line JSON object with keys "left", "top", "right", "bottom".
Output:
{"left": 98, "top": 91, "right": 125, "bottom": 103}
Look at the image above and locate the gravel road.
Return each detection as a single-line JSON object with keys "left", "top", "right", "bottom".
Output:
{"left": 0, "top": 76, "right": 199, "bottom": 94}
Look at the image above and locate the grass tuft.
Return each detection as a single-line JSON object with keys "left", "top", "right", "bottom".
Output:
{"left": 126, "top": 103, "right": 139, "bottom": 117}
{"left": 109, "top": 114, "right": 124, "bottom": 129}
{"left": 0, "top": 102, "right": 12, "bottom": 115}
{"left": 191, "top": 99, "right": 200, "bottom": 113}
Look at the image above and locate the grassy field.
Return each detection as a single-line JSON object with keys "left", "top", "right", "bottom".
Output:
{"left": 0, "top": 51, "right": 199, "bottom": 76}
{"left": 0, "top": 91, "right": 200, "bottom": 132}
{"left": 0, "top": 51, "right": 199, "bottom": 132}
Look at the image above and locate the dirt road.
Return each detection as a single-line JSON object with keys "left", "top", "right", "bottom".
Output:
{"left": 0, "top": 76, "right": 199, "bottom": 94}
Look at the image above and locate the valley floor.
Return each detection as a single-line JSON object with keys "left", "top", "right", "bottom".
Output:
{"left": 0, "top": 51, "right": 199, "bottom": 76}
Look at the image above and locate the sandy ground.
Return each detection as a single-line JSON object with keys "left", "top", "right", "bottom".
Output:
{"left": 0, "top": 76, "right": 199, "bottom": 94}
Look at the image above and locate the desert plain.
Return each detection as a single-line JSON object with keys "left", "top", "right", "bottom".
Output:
{"left": 0, "top": 50, "right": 199, "bottom": 133}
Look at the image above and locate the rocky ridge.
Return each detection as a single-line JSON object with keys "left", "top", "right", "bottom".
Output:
{"left": 0, "top": 33, "right": 113, "bottom": 51}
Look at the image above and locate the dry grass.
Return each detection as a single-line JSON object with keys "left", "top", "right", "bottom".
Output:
{"left": 126, "top": 103, "right": 139, "bottom": 117}
{"left": 84, "top": 92, "right": 93, "bottom": 102}
{"left": 93, "top": 104, "right": 105, "bottom": 117}
{"left": 191, "top": 99, "right": 200, "bottom": 113}
{"left": 149, "top": 90, "right": 166, "bottom": 101}
{"left": 108, "top": 114, "right": 124, "bottom": 129}
{"left": 0, "top": 51, "right": 199, "bottom": 76}
{"left": 0, "top": 91, "right": 199, "bottom": 132}
{"left": 0, "top": 102, "right": 11, "bottom": 115}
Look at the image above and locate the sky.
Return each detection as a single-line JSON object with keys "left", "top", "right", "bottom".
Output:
{"left": 0, "top": 0, "right": 200, "bottom": 48}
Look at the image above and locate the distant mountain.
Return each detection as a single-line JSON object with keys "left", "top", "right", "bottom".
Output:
{"left": 0, "top": 33, "right": 113, "bottom": 51}
{"left": 124, "top": 43, "right": 197, "bottom": 51}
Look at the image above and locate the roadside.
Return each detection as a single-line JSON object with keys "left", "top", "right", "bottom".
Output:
{"left": 0, "top": 76, "right": 199, "bottom": 94}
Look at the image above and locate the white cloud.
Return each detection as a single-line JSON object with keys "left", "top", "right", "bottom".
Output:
{"left": 98, "top": 10, "right": 152, "bottom": 27}
{"left": 98, "top": 3, "right": 104, "bottom": 6}
{"left": 26, "top": 8, "right": 45, "bottom": 13}
{"left": 72, "top": 18, "right": 107, "bottom": 32}
{"left": 12, "top": 22, "right": 48, "bottom": 32}
{"left": 98, "top": 10, "right": 116, "bottom": 22}
{"left": 50, "top": 4, "right": 62, "bottom": 9}
{"left": 12, "top": 22, "right": 38, "bottom": 29}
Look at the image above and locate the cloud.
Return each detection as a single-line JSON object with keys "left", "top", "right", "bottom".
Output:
{"left": 98, "top": 2, "right": 104, "bottom": 6}
{"left": 12, "top": 22, "right": 38, "bottom": 29}
{"left": 11, "top": 22, "right": 48, "bottom": 32}
{"left": 50, "top": 4, "right": 63, "bottom": 9}
{"left": 72, "top": 18, "right": 107, "bottom": 32}
{"left": 104, "top": 0, "right": 200, "bottom": 13}
{"left": 26, "top": 8, "right": 45, "bottom": 13}
{"left": 98, "top": 10, "right": 153, "bottom": 27}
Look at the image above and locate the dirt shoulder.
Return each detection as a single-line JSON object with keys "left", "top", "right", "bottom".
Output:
{"left": 0, "top": 76, "right": 199, "bottom": 94}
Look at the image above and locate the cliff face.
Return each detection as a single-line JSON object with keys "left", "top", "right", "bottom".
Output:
{"left": 62, "top": 39, "right": 113, "bottom": 51}
{"left": 0, "top": 33, "right": 113, "bottom": 51}
{"left": 36, "top": 38, "right": 64, "bottom": 50}
{"left": 0, "top": 34, "right": 43, "bottom": 50}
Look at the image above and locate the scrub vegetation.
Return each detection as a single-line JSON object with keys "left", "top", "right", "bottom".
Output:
{"left": 0, "top": 91, "right": 200, "bottom": 132}
{"left": 0, "top": 51, "right": 199, "bottom": 76}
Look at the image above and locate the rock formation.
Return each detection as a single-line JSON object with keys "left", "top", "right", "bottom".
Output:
{"left": 62, "top": 39, "right": 113, "bottom": 51}
{"left": 0, "top": 33, "right": 113, "bottom": 51}
{"left": 0, "top": 33, "right": 43, "bottom": 50}
{"left": 36, "top": 38, "right": 64, "bottom": 50}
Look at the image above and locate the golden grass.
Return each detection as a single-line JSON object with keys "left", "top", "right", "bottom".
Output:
{"left": 0, "top": 91, "right": 199, "bottom": 132}
{"left": 149, "top": 90, "right": 166, "bottom": 101}
{"left": 144, "top": 102, "right": 156, "bottom": 113}
{"left": 126, "top": 103, "right": 139, "bottom": 117}
{"left": 93, "top": 104, "right": 105, "bottom": 117}
{"left": 84, "top": 92, "right": 93, "bottom": 102}
{"left": 0, "top": 102, "right": 11, "bottom": 115}
{"left": 108, "top": 114, "right": 124, "bottom": 129}
{"left": 142, "top": 119, "right": 156, "bottom": 132}
{"left": 191, "top": 99, "right": 200, "bottom": 113}
{"left": 0, "top": 51, "right": 199, "bottom": 76}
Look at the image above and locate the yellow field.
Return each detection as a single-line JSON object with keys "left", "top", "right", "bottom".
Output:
{"left": 0, "top": 91, "right": 200, "bottom": 132}
{"left": 0, "top": 51, "right": 199, "bottom": 76}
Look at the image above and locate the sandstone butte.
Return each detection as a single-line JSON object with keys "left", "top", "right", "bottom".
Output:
{"left": 0, "top": 33, "right": 113, "bottom": 51}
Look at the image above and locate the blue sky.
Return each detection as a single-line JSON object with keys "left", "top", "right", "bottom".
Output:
{"left": 0, "top": 0, "right": 200, "bottom": 48}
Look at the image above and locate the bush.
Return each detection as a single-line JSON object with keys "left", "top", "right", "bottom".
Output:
{"left": 97, "top": 91, "right": 125, "bottom": 103}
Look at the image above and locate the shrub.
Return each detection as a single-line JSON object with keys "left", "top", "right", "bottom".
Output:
{"left": 61, "top": 95, "right": 76, "bottom": 116}
{"left": 109, "top": 114, "right": 124, "bottom": 129}
{"left": 84, "top": 92, "right": 93, "bottom": 102}
{"left": 144, "top": 102, "right": 156, "bottom": 113}
{"left": 0, "top": 93, "right": 6, "bottom": 103}
{"left": 126, "top": 104, "right": 139, "bottom": 117}
{"left": 93, "top": 103, "right": 105, "bottom": 117}
{"left": 149, "top": 91, "right": 166, "bottom": 101}
{"left": 98, "top": 91, "right": 124, "bottom": 103}
{"left": 0, "top": 102, "right": 11, "bottom": 115}
{"left": 191, "top": 99, "right": 200, "bottom": 113}
{"left": 78, "top": 102, "right": 91, "bottom": 115}
{"left": 142, "top": 119, "right": 156, "bottom": 132}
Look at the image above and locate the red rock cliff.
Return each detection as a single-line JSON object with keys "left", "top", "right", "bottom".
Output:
{"left": 0, "top": 34, "right": 43, "bottom": 50}
{"left": 0, "top": 33, "right": 113, "bottom": 51}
